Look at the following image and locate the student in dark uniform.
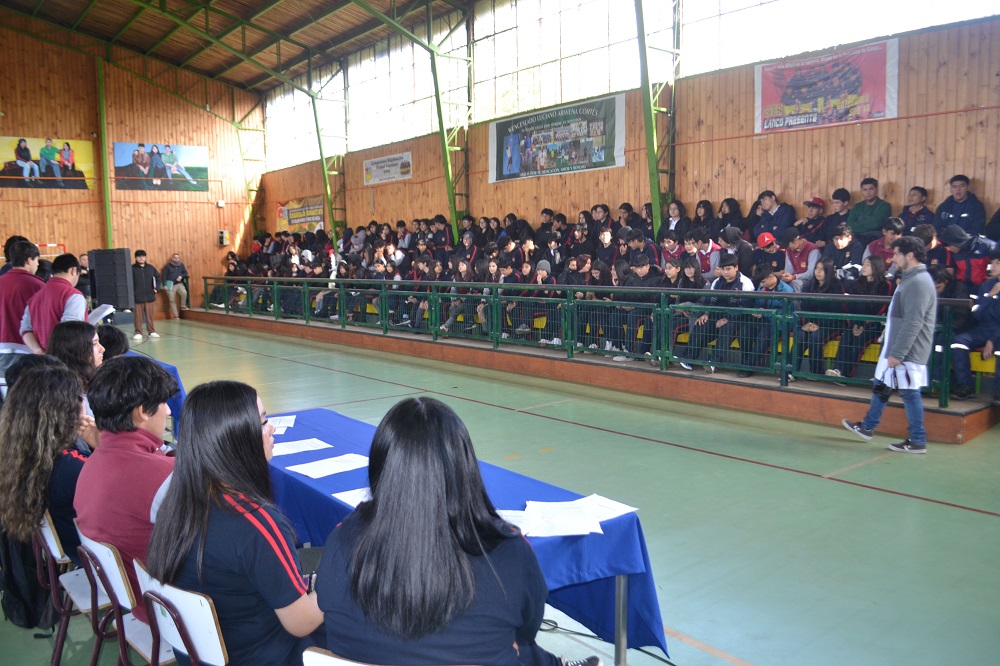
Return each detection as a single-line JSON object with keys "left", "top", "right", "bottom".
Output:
{"left": 147, "top": 381, "right": 322, "bottom": 666}
{"left": 316, "top": 397, "right": 599, "bottom": 666}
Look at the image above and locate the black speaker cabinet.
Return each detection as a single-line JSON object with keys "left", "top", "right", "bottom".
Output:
{"left": 89, "top": 249, "right": 135, "bottom": 311}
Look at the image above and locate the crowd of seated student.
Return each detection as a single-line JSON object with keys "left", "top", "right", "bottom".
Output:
{"left": 224, "top": 174, "right": 996, "bottom": 397}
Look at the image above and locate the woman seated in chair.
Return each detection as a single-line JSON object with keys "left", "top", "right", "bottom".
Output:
{"left": 315, "top": 397, "right": 599, "bottom": 666}
{"left": 0, "top": 362, "right": 91, "bottom": 565}
{"left": 147, "top": 381, "right": 322, "bottom": 666}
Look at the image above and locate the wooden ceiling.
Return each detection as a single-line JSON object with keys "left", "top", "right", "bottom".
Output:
{"left": 0, "top": 0, "right": 466, "bottom": 92}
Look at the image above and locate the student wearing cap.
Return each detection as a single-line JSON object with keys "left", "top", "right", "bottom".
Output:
{"left": 821, "top": 224, "right": 865, "bottom": 283}
{"left": 781, "top": 228, "right": 820, "bottom": 288}
{"left": 794, "top": 197, "right": 828, "bottom": 245}
{"left": 717, "top": 227, "right": 754, "bottom": 280}
{"left": 939, "top": 224, "right": 996, "bottom": 290}
{"left": 847, "top": 177, "right": 891, "bottom": 245}
{"left": 899, "top": 186, "right": 935, "bottom": 232}
{"left": 935, "top": 174, "right": 986, "bottom": 236}
{"left": 752, "top": 232, "right": 786, "bottom": 275}
{"left": 751, "top": 191, "right": 795, "bottom": 240}
{"left": 862, "top": 217, "right": 904, "bottom": 265}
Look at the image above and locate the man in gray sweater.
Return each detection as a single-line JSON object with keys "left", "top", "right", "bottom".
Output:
{"left": 842, "top": 236, "right": 936, "bottom": 453}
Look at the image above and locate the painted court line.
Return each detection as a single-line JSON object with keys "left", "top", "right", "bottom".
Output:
{"left": 664, "top": 625, "right": 755, "bottom": 666}
{"left": 823, "top": 453, "right": 893, "bottom": 479}
{"left": 515, "top": 397, "right": 577, "bottom": 412}
{"left": 169, "top": 330, "right": 1000, "bottom": 519}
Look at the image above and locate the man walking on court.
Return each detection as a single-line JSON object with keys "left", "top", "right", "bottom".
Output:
{"left": 842, "top": 236, "right": 936, "bottom": 453}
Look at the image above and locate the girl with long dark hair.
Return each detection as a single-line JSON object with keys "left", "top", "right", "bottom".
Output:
{"left": 793, "top": 257, "right": 846, "bottom": 378}
{"left": 0, "top": 364, "right": 88, "bottom": 563}
{"left": 316, "top": 397, "right": 597, "bottom": 666}
{"left": 147, "top": 381, "right": 321, "bottom": 665}
{"left": 47, "top": 321, "right": 104, "bottom": 391}
{"left": 718, "top": 198, "right": 746, "bottom": 233}
{"left": 828, "top": 255, "right": 891, "bottom": 378}
{"left": 657, "top": 200, "right": 691, "bottom": 243}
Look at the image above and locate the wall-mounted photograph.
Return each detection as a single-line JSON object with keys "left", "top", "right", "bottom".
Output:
{"left": 1, "top": 136, "right": 94, "bottom": 189}
{"left": 113, "top": 142, "right": 209, "bottom": 191}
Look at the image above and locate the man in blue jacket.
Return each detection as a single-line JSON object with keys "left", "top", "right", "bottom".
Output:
{"left": 935, "top": 174, "right": 986, "bottom": 236}
{"left": 948, "top": 252, "right": 1000, "bottom": 400}
{"left": 752, "top": 190, "right": 795, "bottom": 240}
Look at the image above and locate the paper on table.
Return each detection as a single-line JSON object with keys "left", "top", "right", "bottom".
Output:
{"left": 88, "top": 304, "right": 115, "bottom": 325}
{"left": 272, "top": 427, "right": 287, "bottom": 436}
{"left": 286, "top": 453, "right": 368, "bottom": 479}
{"left": 269, "top": 415, "right": 297, "bottom": 428}
{"left": 522, "top": 500, "right": 603, "bottom": 537}
{"left": 270, "top": 437, "right": 331, "bottom": 457}
{"left": 497, "top": 509, "right": 545, "bottom": 536}
{"left": 575, "top": 494, "right": 638, "bottom": 522}
{"left": 333, "top": 487, "right": 371, "bottom": 508}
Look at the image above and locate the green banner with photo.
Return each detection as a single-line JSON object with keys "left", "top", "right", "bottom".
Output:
{"left": 488, "top": 94, "right": 626, "bottom": 183}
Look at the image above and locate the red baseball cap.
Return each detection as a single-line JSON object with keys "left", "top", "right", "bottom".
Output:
{"left": 803, "top": 197, "right": 824, "bottom": 208}
{"left": 757, "top": 232, "right": 776, "bottom": 247}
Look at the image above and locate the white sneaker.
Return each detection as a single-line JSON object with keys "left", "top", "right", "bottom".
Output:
{"left": 604, "top": 340, "right": 613, "bottom": 351}
{"left": 679, "top": 362, "right": 693, "bottom": 370}
{"left": 539, "top": 339, "right": 551, "bottom": 345}
{"left": 612, "top": 355, "right": 630, "bottom": 362}
{"left": 148, "top": 332, "right": 160, "bottom": 338}
{"left": 588, "top": 343, "right": 598, "bottom": 350}
{"left": 210, "top": 303, "right": 225, "bottom": 308}
{"left": 705, "top": 365, "right": 716, "bottom": 374}
{"left": 501, "top": 332, "right": 510, "bottom": 339}
{"left": 825, "top": 368, "right": 842, "bottom": 377}
{"left": 133, "top": 333, "right": 143, "bottom": 340}
{"left": 551, "top": 337, "right": 562, "bottom": 345}
{"left": 439, "top": 324, "right": 449, "bottom": 332}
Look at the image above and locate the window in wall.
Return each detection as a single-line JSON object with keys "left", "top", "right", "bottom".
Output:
{"left": 345, "top": 10, "right": 469, "bottom": 152}
{"left": 472, "top": 0, "right": 673, "bottom": 122}
{"left": 264, "top": 64, "right": 346, "bottom": 172}
{"left": 682, "top": 0, "right": 1000, "bottom": 76}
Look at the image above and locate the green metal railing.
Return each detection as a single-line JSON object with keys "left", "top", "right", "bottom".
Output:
{"left": 203, "top": 276, "right": 971, "bottom": 407}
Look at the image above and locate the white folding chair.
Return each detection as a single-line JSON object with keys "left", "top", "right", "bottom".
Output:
{"left": 75, "top": 526, "right": 175, "bottom": 665}
{"left": 33, "top": 511, "right": 112, "bottom": 666}
{"left": 134, "top": 559, "right": 228, "bottom": 666}
{"left": 302, "top": 647, "right": 380, "bottom": 666}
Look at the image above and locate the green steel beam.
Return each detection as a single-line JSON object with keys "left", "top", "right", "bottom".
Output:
{"left": 634, "top": 0, "right": 663, "bottom": 235}
{"left": 668, "top": 0, "right": 682, "bottom": 198}
{"left": 242, "top": 0, "right": 438, "bottom": 90}
{"left": 71, "top": 0, "right": 99, "bottom": 29}
{"left": 179, "top": 0, "right": 293, "bottom": 67}
{"left": 118, "top": 0, "right": 313, "bottom": 95}
{"left": 111, "top": 8, "right": 146, "bottom": 44}
{"left": 96, "top": 58, "right": 114, "bottom": 249}
{"left": 146, "top": 2, "right": 216, "bottom": 56}
{"left": 351, "top": 0, "right": 449, "bottom": 57}
{"left": 32, "top": 0, "right": 47, "bottom": 17}
{"left": 312, "top": 99, "right": 338, "bottom": 241}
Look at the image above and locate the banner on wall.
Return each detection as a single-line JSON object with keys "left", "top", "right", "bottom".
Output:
{"left": 112, "top": 142, "right": 209, "bottom": 191}
{"left": 0, "top": 136, "right": 94, "bottom": 189}
{"left": 755, "top": 39, "right": 898, "bottom": 134}
{"left": 488, "top": 94, "right": 626, "bottom": 184}
{"left": 277, "top": 195, "right": 326, "bottom": 232}
{"left": 363, "top": 152, "right": 413, "bottom": 186}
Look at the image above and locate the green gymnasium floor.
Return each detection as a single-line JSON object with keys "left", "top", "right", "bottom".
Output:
{"left": 4, "top": 319, "right": 1000, "bottom": 665}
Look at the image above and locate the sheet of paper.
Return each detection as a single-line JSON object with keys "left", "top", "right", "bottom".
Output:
{"left": 522, "top": 500, "right": 603, "bottom": 537}
{"left": 286, "top": 453, "right": 368, "bottom": 479}
{"left": 270, "top": 437, "right": 331, "bottom": 457}
{"left": 333, "top": 487, "right": 371, "bottom": 508}
{"left": 272, "top": 427, "right": 287, "bottom": 436}
{"left": 88, "top": 304, "right": 115, "bottom": 325}
{"left": 575, "top": 494, "right": 638, "bottom": 522}
{"left": 497, "top": 509, "right": 545, "bottom": 536}
{"left": 269, "top": 415, "right": 297, "bottom": 428}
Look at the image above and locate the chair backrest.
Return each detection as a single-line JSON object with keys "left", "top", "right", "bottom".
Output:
{"left": 302, "top": 647, "right": 378, "bottom": 666}
{"left": 134, "top": 559, "right": 228, "bottom": 666}
{"left": 75, "top": 526, "right": 135, "bottom": 610}
{"left": 37, "top": 512, "right": 69, "bottom": 564}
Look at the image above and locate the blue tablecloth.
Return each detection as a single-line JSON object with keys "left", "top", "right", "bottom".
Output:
{"left": 268, "top": 408, "right": 668, "bottom": 656}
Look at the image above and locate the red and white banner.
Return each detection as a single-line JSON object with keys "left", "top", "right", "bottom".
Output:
{"left": 754, "top": 39, "right": 898, "bottom": 134}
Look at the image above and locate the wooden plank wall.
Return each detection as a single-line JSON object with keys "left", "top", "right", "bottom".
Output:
{"left": 673, "top": 16, "right": 1000, "bottom": 221}
{"left": 0, "top": 26, "right": 263, "bottom": 307}
{"left": 259, "top": 89, "right": 670, "bottom": 233}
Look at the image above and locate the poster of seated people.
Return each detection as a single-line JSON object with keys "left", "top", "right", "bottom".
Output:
{"left": 112, "top": 141, "right": 209, "bottom": 191}
{"left": 754, "top": 38, "right": 899, "bottom": 133}
{"left": 1, "top": 136, "right": 94, "bottom": 189}
{"left": 488, "top": 93, "right": 626, "bottom": 183}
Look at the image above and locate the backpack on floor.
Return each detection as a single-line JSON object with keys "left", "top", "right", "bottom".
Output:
{"left": 0, "top": 528, "right": 55, "bottom": 630}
